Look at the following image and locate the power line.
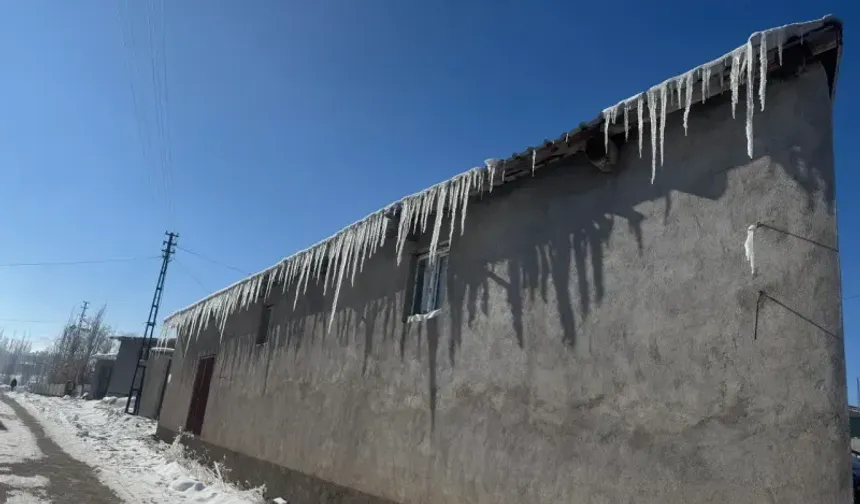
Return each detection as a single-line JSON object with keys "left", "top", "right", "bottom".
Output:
{"left": 0, "top": 256, "right": 160, "bottom": 268}
{"left": 176, "top": 246, "right": 249, "bottom": 275}
{"left": 0, "top": 318, "right": 66, "bottom": 324}
{"left": 175, "top": 258, "right": 209, "bottom": 292}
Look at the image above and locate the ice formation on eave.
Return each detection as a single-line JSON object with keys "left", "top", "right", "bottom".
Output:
{"left": 601, "top": 16, "right": 832, "bottom": 184}
{"left": 165, "top": 167, "right": 486, "bottom": 344}
{"left": 164, "top": 16, "right": 832, "bottom": 345}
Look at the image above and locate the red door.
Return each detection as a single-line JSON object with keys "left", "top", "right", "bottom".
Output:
{"left": 185, "top": 355, "right": 215, "bottom": 436}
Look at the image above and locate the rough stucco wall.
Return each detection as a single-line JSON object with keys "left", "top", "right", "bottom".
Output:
{"left": 139, "top": 352, "right": 172, "bottom": 419}
{"left": 158, "top": 63, "right": 847, "bottom": 504}
{"left": 89, "top": 360, "right": 113, "bottom": 398}
{"left": 108, "top": 339, "right": 143, "bottom": 397}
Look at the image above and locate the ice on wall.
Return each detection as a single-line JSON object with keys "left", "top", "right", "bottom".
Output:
{"left": 600, "top": 17, "right": 829, "bottom": 183}
{"left": 166, "top": 167, "right": 486, "bottom": 344}
{"left": 745, "top": 224, "right": 757, "bottom": 275}
{"left": 165, "top": 16, "right": 832, "bottom": 345}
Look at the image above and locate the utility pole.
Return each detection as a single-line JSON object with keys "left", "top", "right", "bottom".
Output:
{"left": 77, "top": 301, "right": 90, "bottom": 330}
{"left": 65, "top": 301, "right": 88, "bottom": 386}
{"left": 126, "top": 231, "right": 178, "bottom": 415}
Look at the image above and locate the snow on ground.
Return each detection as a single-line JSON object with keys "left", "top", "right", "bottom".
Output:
{"left": 0, "top": 400, "right": 42, "bottom": 464}
{"left": 8, "top": 392, "right": 265, "bottom": 504}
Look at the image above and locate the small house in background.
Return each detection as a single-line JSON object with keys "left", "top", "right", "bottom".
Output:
{"left": 90, "top": 351, "right": 117, "bottom": 399}
{"left": 89, "top": 335, "right": 175, "bottom": 401}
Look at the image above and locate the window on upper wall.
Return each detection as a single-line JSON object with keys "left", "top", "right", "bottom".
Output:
{"left": 409, "top": 246, "right": 449, "bottom": 316}
{"left": 256, "top": 303, "right": 273, "bottom": 345}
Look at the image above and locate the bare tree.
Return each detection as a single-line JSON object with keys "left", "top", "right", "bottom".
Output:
{"left": 74, "top": 306, "right": 111, "bottom": 386}
{"left": 43, "top": 305, "right": 114, "bottom": 387}
{"left": 3, "top": 333, "right": 32, "bottom": 378}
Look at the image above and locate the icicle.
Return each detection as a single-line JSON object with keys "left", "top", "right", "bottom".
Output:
{"left": 602, "top": 105, "right": 615, "bottom": 154}
{"left": 326, "top": 227, "right": 356, "bottom": 333}
{"left": 531, "top": 149, "right": 537, "bottom": 175}
{"left": 419, "top": 188, "right": 434, "bottom": 233}
{"left": 484, "top": 158, "right": 499, "bottom": 191}
{"left": 701, "top": 65, "right": 711, "bottom": 103}
{"left": 730, "top": 50, "right": 742, "bottom": 119}
{"left": 428, "top": 184, "right": 448, "bottom": 263}
{"left": 350, "top": 223, "right": 366, "bottom": 286}
{"left": 745, "top": 37, "right": 755, "bottom": 158}
{"left": 744, "top": 224, "right": 756, "bottom": 274}
{"left": 683, "top": 72, "right": 694, "bottom": 135}
{"left": 637, "top": 95, "right": 644, "bottom": 158}
{"left": 395, "top": 199, "right": 412, "bottom": 265}
{"left": 447, "top": 179, "right": 460, "bottom": 247}
{"left": 623, "top": 103, "right": 630, "bottom": 141}
{"left": 459, "top": 171, "right": 472, "bottom": 235}
{"left": 777, "top": 29, "right": 784, "bottom": 65}
{"left": 659, "top": 82, "right": 668, "bottom": 166}
{"left": 646, "top": 88, "right": 658, "bottom": 184}
{"left": 759, "top": 31, "right": 767, "bottom": 112}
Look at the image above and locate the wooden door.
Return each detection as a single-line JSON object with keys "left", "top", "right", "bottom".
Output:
{"left": 185, "top": 355, "right": 215, "bottom": 436}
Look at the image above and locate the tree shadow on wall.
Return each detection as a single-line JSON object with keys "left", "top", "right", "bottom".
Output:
{"left": 207, "top": 79, "right": 835, "bottom": 432}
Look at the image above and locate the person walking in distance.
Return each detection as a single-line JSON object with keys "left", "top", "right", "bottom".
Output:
{"left": 9, "top": 377, "right": 17, "bottom": 392}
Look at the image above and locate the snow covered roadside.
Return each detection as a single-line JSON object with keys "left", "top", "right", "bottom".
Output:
{"left": 0, "top": 398, "right": 52, "bottom": 503}
{"left": 7, "top": 392, "right": 265, "bottom": 504}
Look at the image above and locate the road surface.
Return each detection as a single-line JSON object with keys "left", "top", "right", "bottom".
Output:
{"left": 0, "top": 392, "right": 121, "bottom": 503}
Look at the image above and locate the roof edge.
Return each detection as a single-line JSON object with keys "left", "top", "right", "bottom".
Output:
{"left": 163, "top": 15, "right": 843, "bottom": 335}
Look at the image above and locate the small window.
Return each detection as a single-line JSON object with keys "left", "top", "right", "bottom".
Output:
{"left": 256, "top": 304, "right": 273, "bottom": 345}
{"left": 410, "top": 247, "right": 449, "bottom": 316}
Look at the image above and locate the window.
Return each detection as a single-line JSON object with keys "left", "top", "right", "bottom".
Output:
{"left": 410, "top": 247, "right": 449, "bottom": 316}
{"left": 256, "top": 304, "right": 273, "bottom": 345}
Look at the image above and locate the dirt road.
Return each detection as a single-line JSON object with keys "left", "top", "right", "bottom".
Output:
{"left": 0, "top": 393, "right": 122, "bottom": 503}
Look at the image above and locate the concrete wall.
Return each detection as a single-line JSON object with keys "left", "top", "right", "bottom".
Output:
{"left": 158, "top": 64, "right": 847, "bottom": 503}
{"left": 139, "top": 351, "right": 172, "bottom": 419}
{"left": 90, "top": 360, "right": 114, "bottom": 399}
{"left": 107, "top": 339, "right": 143, "bottom": 397}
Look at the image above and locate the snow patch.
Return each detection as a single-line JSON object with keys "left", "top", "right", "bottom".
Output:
{"left": 744, "top": 224, "right": 757, "bottom": 275}
{"left": 9, "top": 392, "right": 265, "bottom": 503}
{"left": 0, "top": 400, "right": 42, "bottom": 463}
{"left": 406, "top": 309, "right": 441, "bottom": 324}
{"left": 5, "top": 490, "right": 51, "bottom": 504}
{"left": 0, "top": 474, "right": 49, "bottom": 488}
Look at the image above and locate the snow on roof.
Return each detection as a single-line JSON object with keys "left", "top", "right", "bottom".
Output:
{"left": 164, "top": 15, "right": 842, "bottom": 343}
{"left": 109, "top": 334, "right": 144, "bottom": 341}
{"left": 92, "top": 352, "right": 118, "bottom": 361}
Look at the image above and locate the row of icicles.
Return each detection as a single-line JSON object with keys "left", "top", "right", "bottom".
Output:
{"left": 601, "top": 26, "right": 792, "bottom": 184}
{"left": 168, "top": 167, "right": 490, "bottom": 346}
{"left": 165, "top": 19, "right": 818, "bottom": 347}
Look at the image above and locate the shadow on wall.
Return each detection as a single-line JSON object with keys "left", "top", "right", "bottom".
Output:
{"left": 189, "top": 68, "right": 835, "bottom": 433}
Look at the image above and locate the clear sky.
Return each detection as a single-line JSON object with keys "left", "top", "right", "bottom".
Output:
{"left": 0, "top": 1, "right": 857, "bottom": 394}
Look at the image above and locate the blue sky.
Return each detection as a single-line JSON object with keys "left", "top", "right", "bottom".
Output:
{"left": 0, "top": 1, "right": 857, "bottom": 395}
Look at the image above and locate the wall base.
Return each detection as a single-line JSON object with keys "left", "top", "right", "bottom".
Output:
{"left": 155, "top": 427, "right": 399, "bottom": 504}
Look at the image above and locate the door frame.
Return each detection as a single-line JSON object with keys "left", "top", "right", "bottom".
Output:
{"left": 185, "top": 354, "right": 216, "bottom": 436}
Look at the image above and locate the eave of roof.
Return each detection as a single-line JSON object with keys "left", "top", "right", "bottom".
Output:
{"left": 164, "top": 15, "right": 842, "bottom": 334}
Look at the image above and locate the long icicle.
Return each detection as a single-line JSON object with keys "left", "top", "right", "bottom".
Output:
{"left": 745, "top": 37, "right": 755, "bottom": 158}
{"left": 659, "top": 82, "right": 668, "bottom": 167}
{"left": 637, "top": 95, "right": 644, "bottom": 158}
{"left": 647, "top": 88, "right": 658, "bottom": 184}
{"left": 759, "top": 31, "right": 768, "bottom": 112}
